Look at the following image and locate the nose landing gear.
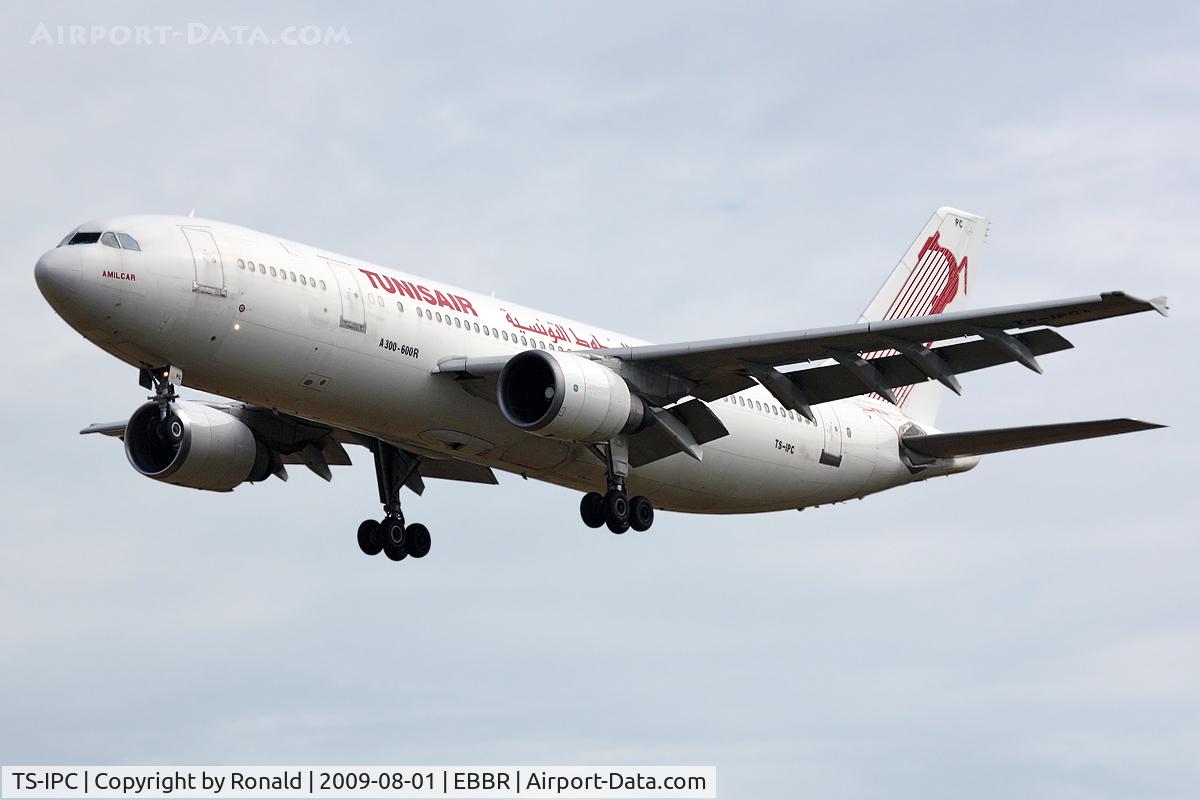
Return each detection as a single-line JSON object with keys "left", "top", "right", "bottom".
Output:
{"left": 580, "top": 435, "right": 655, "bottom": 534}
{"left": 357, "top": 442, "right": 432, "bottom": 563}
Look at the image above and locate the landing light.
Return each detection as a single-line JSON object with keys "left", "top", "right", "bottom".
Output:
{"left": 233, "top": 322, "right": 241, "bottom": 331}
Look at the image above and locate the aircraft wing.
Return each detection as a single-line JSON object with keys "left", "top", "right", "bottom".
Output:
{"left": 438, "top": 291, "right": 1167, "bottom": 420}
{"left": 592, "top": 291, "right": 1166, "bottom": 408}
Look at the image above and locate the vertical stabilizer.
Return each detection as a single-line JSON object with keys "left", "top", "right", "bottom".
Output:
{"left": 858, "top": 207, "right": 989, "bottom": 427}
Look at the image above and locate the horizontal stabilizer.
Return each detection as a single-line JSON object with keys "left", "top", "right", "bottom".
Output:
{"left": 902, "top": 418, "right": 1164, "bottom": 458}
{"left": 80, "top": 420, "right": 126, "bottom": 437}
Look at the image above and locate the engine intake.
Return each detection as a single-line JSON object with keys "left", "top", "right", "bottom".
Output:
{"left": 124, "top": 400, "right": 271, "bottom": 491}
{"left": 497, "top": 350, "right": 645, "bottom": 442}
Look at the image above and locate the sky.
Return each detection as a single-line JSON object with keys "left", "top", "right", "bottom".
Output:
{"left": 1, "top": 2, "right": 1198, "bottom": 798}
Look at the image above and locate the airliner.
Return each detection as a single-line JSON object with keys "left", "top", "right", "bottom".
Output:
{"left": 34, "top": 208, "right": 1166, "bottom": 563}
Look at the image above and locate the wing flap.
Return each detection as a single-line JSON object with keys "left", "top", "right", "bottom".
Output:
{"left": 786, "top": 328, "right": 1073, "bottom": 405}
{"left": 628, "top": 399, "right": 730, "bottom": 467}
{"left": 902, "top": 418, "right": 1164, "bottom": 458}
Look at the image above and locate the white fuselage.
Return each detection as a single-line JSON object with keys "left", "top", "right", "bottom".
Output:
{"left": 35, "top": 215, "right": 976, "bottom": 514}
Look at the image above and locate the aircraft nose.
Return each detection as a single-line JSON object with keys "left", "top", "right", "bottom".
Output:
{"left": 34, "top": 247, "right": 81, "bottom": 306}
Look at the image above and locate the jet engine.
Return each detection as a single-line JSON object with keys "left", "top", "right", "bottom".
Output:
{"left": 497, "top": 350, "right": 646, "bottom": 442}
{"left": 124, "top": 400, "right": 272, "bottom": 491}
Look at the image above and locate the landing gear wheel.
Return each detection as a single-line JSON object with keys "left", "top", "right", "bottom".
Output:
{"left": 604, "top": 490, "right": 631, "bottom": 534}
{"left": 383, "top": 540, "right": 408, "bottom": 561}
{"left": 357, "top": 519, "right": 383, "bottom": 556}
{"left": 629, "top": 496, "right": 654, "bottom": 532}
{"left": 379, "top": 516, "right": 406, "bottom": 549}
{"left": 580, "top": 492, "right": 606, "bottom": 528}
{"left": 406, "top": 523, "right": 432, "bottom": 559}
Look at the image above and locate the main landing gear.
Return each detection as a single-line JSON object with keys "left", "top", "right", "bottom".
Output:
{"left": 580, "top": 435, "right": 655, "bottom": 534}
{"left": 356, "top": 442, "right": 433, "bottom": 562}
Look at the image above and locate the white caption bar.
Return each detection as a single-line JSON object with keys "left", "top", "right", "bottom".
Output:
{"left": 2, "top": 767, "right": 715, "bottom": 799}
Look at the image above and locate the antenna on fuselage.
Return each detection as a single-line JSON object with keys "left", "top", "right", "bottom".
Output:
{"left": 188, "top": 208, "right": 196, "bottom": 217}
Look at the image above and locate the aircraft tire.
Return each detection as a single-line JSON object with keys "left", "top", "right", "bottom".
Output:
{"left": 357, "top": 519, "right": 383, "bottom": 556}
{"left": 379, "top": 515, "right": 406, "bottom": 549}
{"left": 580, "top": 492, "right": 606, "bottom": 528}
{"left": 406, "top": 523, "right": 432, "bottom": 559}
{"left": 629, "top": 496, "right": 654, "bottom": 532}
{"left": 604, "top": 490, "right": 630, "bottom": 534}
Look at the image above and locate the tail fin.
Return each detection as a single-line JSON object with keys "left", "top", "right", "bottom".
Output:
{"left": 858, "top": 207, "right": 989, "bottom": 427}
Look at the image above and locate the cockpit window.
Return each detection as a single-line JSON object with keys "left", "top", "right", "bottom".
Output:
{"left": 115, "top": 233, "right": 141, "bottom": 251}
{"left": 100, "top": 232, "right": 120, "bottom": 249}
{"left": 67, "top": 231, "right": 102, "bottom": 245}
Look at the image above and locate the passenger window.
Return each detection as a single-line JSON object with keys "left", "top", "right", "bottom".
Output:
{"left": 309, "top": 275, "right": 316, "bottom": 286}
{"left": 269, "top": 266, "right": 277, "bottom": 277}
{"left": 755, "top": 401, "right": 762, "bottom": 411}
{"left": 115, "top": 233, "right": 141, "bottom": 251}
{"left": 436, "top": 312, "right": 442, "bottom": 322}
{"left": 238, "top": 259, "right": 246, "bottom": 270}
{"left": 502, "top": 331, "right": 509, "bottom": 341}
{"left": 397, "top": 302, "right": 404, "bottom": 312}
{"left": 738, "top": 397, "right": 746, "bottom": 407}
{"left": 300, "top": 275, "right": 307, "bottom": 286}
{"left": 482, "top": 326, "right": 489, "bottom": 336}
{"left": 319, "top": 280, "right": 326, "bottom": 290}
{"left": 473, "top": 323, "right": 480, "bottom": 333}
{"left": 248, "top": 261, "right": 256, "bottom": 271}
{"left": 455, "top": 318, "right": 461, "bottom": 328}
{"left": 445, "top": 316, "right": 451, "bottom": 325}
{"left": 520, "top": 336, "right": 528, "bottom": 346}
{"left": 259, "top": 264, "right": 266, "bottom": 274}
{"left": 289, "top": 271, "right": 296, "bottom": 282}
{"left": 493, "top": 329, "right": 499, "bottom": 338}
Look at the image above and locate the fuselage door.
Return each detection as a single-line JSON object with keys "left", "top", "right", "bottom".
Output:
{"left": 324, "top": 259, "right": 366, "bottom": 333}
{"left": 817, "top": 405, "right": 844, "bottom": 467}
{"left": 181, "top": 227, "right": 226, "bottom": 296}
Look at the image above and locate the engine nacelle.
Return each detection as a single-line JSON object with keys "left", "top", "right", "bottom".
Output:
{"left": 124, "top": 400, "right": 271, "bottom": 491}
{"left": 498, "top": 350, "right": 646, "bottom": 442}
